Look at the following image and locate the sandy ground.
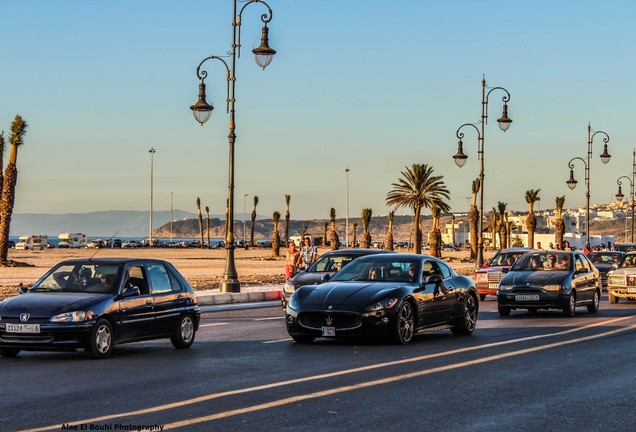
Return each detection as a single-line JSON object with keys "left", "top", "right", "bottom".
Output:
{"left": 0, "top": 247, "right": 485, "bottom": 299}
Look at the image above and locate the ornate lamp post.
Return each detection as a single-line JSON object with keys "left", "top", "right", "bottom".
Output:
{"left": 148, "top": 147, "right": 156, "bottom": 247}
{"left": 190, "top": 0, "right": 276, "bottom": 293}
{"left": 615, "top": 150, "right": 635, "bottom": 243}
{"left": 566, "top": 123, "right": 611, "bottom": 247}
{"left": 452, "top": 75, "right": 512, "bottom": 267}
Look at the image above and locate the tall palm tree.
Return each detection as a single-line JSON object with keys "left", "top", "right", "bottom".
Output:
{"left": 525, "top": 189, "right": 541, "bottom": 248}
{"left": 250, "top": 195, "right": 259, "bottom": 247}
{"left": 0, "top": 115, "right": 28, "bottom": 265}
{"left": 329, "top": 208, "right": 340, "bottom": 250}
{"left": 430, "top": 205, "right": 442, "bottom": 257}
{"left": 301, "top": 225, "right": 308, "bottom": 242}
{"left": 360, "top": 208, "right": 372, "bottom": 248}
{"left": 497, "top": 201, "right": 508, "bottom": 250}
{"left": 352, "top": 222, "right": 358, "bottom": 248}
{"left": 272, "top": 211, "right": 281, "bottom": 257}
{"left": 322, "top": 221, "right": 328, "bottom": 247}
{"left": 205, "top": 206, "right": 210, "bottom": 249}
{"left": 0, "top": 131, "right": 5, "bottom": 219}
{"left": 489, "top": 207, "right": 499, "bottom": 250}
{"left": 555, "top": 196, "right": 566, "bottom": 249}
{"left": 196, "top": 197, "right": 204, "bottom": 249}
{"left": 284, "top": 194, "right": 291, "bottom": 245}
{"left": 386, "top": 163, "right": 450, "bottom": 254}
{"left": 468, "top": 178, "right": 481, "bottom": 260}
{"left": 504, "top": 211, "right": 511, "bottom": 248}
{"left": 450, "top": 214, "right": 456, "bottom": 247}
{"left": 385, "top": 211, "right": 395, "bottom": 251}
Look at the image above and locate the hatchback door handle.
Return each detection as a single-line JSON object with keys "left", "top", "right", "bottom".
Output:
{"left": 145, "top": 300, "right": 153, "bottom": 306}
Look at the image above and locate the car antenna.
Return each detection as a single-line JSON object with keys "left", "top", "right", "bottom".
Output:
{"left": 89, "top": 231, "right": 119, "bottom": 261}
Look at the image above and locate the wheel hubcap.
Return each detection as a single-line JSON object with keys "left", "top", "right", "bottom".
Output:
{"left": 465, "top": 297, "right": 477, "bottom": 330}
{"left": 399, "top": 303, "right": 414, "bottom": 342}
{"left": 181, "top": 317, "right": 194, "bottom": 343}
{"left": 95, "top": 325, "right": 111, "bottom": 354}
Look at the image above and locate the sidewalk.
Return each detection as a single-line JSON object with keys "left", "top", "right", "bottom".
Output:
{"left": 195, "top": 285, "right": 282, "bottom": 306}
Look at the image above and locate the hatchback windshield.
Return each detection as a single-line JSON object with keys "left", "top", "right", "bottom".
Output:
{"left": 512, "top": 253, "right": 572, "bottom": 272}
{"left": 32, "top": 262, "right": 121, "bottom": 294}
{"left": 330, "top": 257, "right": 420, "bottom": 282}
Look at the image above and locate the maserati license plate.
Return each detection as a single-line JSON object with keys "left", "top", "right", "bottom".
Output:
{"left": 321, "top": 326, "right": 335, "bottom": 337}
{"left": 6, "top": 323, "right": 40, "bottom": 333}
{"left": 515, "top": 295, "right": 539, "bottom": 301}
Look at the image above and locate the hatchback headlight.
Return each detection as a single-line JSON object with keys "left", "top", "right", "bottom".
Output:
{"left": 365, "top": 298, "right": 398, "bottom": 312}
{"left": 544, "top": 284, "right": 563, "bottom": 291}
{"left": 498, "top": 285, "right": 513, "bottom": 291}
{"left": 50, "top": 311, "right": 89, "bottom": 322}
{"left": 283, "top": 281, "right": 296, "bottom": 294}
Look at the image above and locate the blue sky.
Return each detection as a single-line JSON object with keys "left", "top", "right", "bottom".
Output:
{"left": 2, "top": 0, "right": 635, "bottom": 222}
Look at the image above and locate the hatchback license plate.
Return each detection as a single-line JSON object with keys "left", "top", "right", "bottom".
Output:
{"left": 321, "top": 326, "right": 335, "bottom": 337}
{"left": 516, "top": 295, "right": 539, "bottom": 301}
{"left": 6, "top": 323, "right": 40, "bottom": 333}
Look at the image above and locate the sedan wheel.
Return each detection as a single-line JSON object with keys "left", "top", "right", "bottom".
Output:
{"left": 479, "top": 294, "right": 486, "bottom": 301}
{"left": 85, "top": 319, "right": 114, "bottom": 359}
{"left": 608, "top": 291, "right": 619, "bottom": 304}
{"left": 587, "top": 290, "right": 600, "bottom": 313}
{"left": 563, "top": 293, "right": 576, "bottom": 317}
{"left": 452, "top": 294, "right": 477, "bottom": 335}
{"left": 392, "top": 301, "right": 415, "bottom": 344}
{"left": 171, "top": 314, "right": 196, "bottom": 349}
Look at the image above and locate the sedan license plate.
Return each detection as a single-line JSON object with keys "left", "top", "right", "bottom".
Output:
{"left": 515, "top": 295, "right": 539, "bottom": 301}
{"left": 6, "top": 323, "right": 40, "bottom": 333}
{"left": 628, "top": 288, "right": 636, "bottom": 294}
{"left": 321, "top": 326, "right": 335, "bottom": 337}
{"left": 488, "top": 283, "right": 499, "bottom": 288}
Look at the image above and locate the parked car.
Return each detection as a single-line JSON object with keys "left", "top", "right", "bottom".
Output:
{"left": 587, "top": 251, "right": 623, "bottom": 288}
{"left": 285, "top": 253, "right": 479, "bottom": 344}
{"left": 8, "top": 240, "right": 15, "bottom": 249}
{"left": 282, "top": 248, "right": 393, "bottom": 308}
{"left": 474, "top": 247, "right": 535, "bottom": 300}
{"left": 0, "top": 258, "right": 200, "bottom": 359}
{"left": 87, "top": 239, "right": 105, "bottom": 249}
{"left": 606, "top": 250, "right": 636, "bottom": 303}
{"left": 613, "top": 243, "right": 636, "bottom": 253}
{"left": 497, "top": 250, "right": 600, "bottom": 317}
{"left": 112, "top": 239, "right": 122, "bottom": 248}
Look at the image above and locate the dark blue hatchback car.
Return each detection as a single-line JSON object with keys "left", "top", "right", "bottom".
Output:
{"left": 0, "top": 258, "right": 200, "bottom": 359}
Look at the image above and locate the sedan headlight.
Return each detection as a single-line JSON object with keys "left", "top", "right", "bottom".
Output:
{"left": 474, "top": 272, "right": 488, "bottom": 283}
{"left": 50, "top": 311, "right": 90, "bottom": 322}
{"left": 544, "top": 284, "right": 563, "bottom": 291}
{"left": 365, "top": 298, "right": 398, "bottom": 312}
{"left": 609, "top": 275, "right": 625, "bottom": 285}
{"left": 283, "top": 281, "right": 296, "bottom": 294}
{"left": 498, "top": 285, "right": 513, "bottom": 291}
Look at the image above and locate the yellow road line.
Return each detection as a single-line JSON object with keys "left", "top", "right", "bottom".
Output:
{"left": 23, "top": 316, "right": 633, "bottom": 432}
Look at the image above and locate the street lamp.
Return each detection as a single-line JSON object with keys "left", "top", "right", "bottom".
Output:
{"left": 148, "top": 147, "right": 156, "bottom": 247}
{"left": 615, "top": 149, "right": 635, "bottom": 242}
{"left": 190, "top": 0, "right": 276, "bottom": 293}
{"left": 453, "top": 75, "right": 512, "bottom": 267}
{"left": 565, "top": 123, "right": 611, "bottom": 246}
{"left": 345, "top": 167, "right": 350, "bottom": 247}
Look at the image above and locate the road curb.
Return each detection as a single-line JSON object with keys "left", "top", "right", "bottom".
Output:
{"left": 196, "top": 290, "right": 281, "bottom": 305}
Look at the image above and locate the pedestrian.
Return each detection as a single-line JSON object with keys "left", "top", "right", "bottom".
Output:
{"left": 285, "top": 241, "right": 301, "bottom": 280}
{"left": 564, "top": 240, "right": 571, "bottom": 251}
{"left": 536, "top": 241, "right": 543, "bottom": 250}
{"left": 300, "top": 236, "right": 318, "bottom": 270}
{"left": 583, "top": 242, "right": 593, "bottom": 255}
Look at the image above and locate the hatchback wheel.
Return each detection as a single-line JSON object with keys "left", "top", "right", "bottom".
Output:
{"left": 498, "top": 304, "right": 511, "bottom": 317}
{"left": 171, "top": 314, "right": 196, "bottom": 349}
{"left": 587, "top": 290, "right": 600, "bottom": 313}
{"left": 392, "top": 301, "right": 415, "bottom": 344}
{"left": 452, "top": 294, "right": 478, "bottom": 335}
{"left": 563, "top": 293, "right": 576, "bottom": 317}
{"left": 85, "top": 319, "right": 114, "bottom": 359}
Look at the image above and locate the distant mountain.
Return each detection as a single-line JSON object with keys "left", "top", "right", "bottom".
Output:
{"left": 9, "top": 210, "right": 202, "bottom": 237}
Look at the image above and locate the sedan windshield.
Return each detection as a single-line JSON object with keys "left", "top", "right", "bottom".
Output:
{"left": 32, "top": 262, "right": 121, "bottom": 294}
{"left": 512, "top": 253, "right": 572, "bottom": 272}
{"left": 489, "top": 252, "right": 526, "bottom": 266}
{"left": 330, "top": 257, "right": 420, "bottom": 283}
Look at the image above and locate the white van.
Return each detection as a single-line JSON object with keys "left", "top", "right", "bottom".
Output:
{"left": 15, "top": 235, "right": 49, "bottom": 250}
{"left": 58, "top": 232, "right": 87, "bottom": 248}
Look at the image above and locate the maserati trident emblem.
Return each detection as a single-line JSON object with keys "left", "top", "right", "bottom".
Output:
{"left": 328, "top": 305, "right": 333, "bottom": 310}
{"left": 326, "top": 315, "right": 333, "bottom": 326}
{"left": 20, "top": 313, "right": 30, "bottom": 322}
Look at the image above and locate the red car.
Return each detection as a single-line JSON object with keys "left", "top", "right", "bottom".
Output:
{"left": 474, "top": 247, "right": 536, "bottom": 300}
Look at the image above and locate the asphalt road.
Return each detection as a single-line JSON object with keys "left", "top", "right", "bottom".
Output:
{"left": 2, "top": 296, "right": 636, "bottom": 432}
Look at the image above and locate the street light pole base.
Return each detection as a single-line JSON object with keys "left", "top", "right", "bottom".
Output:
{"left": 220, "top": 278, "right": 241, "bottom": 293}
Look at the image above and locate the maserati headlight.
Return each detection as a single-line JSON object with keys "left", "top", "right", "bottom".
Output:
{"left": 544, "top": 284, "right": 563, "bottom": 291}
{"left": 288, "top": 293, "right": 300, "bottom": 310}
{"left": 498, "top": 285, "right": 513, "bottom": 291}
{"left": 50, "top": 311, "right": 89, "bottom": 322}
{"left": 365, "top": 298, "right": 398, "bottom": 312}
